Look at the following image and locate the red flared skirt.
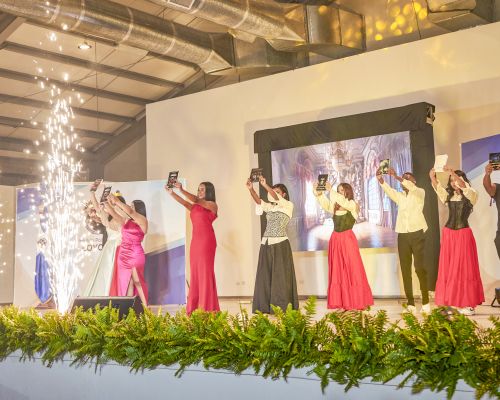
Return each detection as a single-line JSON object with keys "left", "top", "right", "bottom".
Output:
{"left": 435, "top": 227, "right": 484, "bottom": 308}
{"left": 327, "top": 230, "right": 374, "bottom": 310}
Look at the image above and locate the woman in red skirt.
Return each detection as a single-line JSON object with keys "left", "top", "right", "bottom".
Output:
{"left": 430, "top": 167, "right": 484, "bottom": 315}
{"left": 313, "top": 182, "right": 373, "bottom": 310}
{"left": 166, "top": 181, "right": 220, "bottom": 315}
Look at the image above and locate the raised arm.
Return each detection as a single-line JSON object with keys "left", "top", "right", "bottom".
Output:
{"left": 259, "top": 176, "right": 278, "bottom": 201}
{"left": 429, "top": 168, "right": 447, "bottom": 204}
{"left": 89, "top": 179, "right": 110, "bottom": 226}
{"left": 174, "top": 182, "right": 217, "bottom": 214}
{"left": 445, "top": 166, "right": 467, "bottom": 189}
{"left": 312, "top": 182, "right": 334, "bottom": 213}
{"left": 89, "top": 179, "right": 101, "bottom": 210}
{"left": 177, "top": 183, "right": 198, "bottom": 203}
{"left": 378, "top": 169, "right": 401, "bottom": 204}
{"left": 108, "top": 195, "right": 148, "bottom": 233}
{"left": 246, "top": 179, "right": 261, "bottom": 205}
{"left": 103, "top": 200, "right": 127, "bottom": 226}
{"left": 483, "top": 163, "right": 497, "bottom": 197}
{"left": 429, "top": 168, "right": 438, "bottom": 190}
{"left": 165, "top": 183, "right": 193, "bottom": 211}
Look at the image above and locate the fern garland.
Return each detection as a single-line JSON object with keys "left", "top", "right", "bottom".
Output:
{"left": 0, "top": 298, "right": 498, "bottom": 399}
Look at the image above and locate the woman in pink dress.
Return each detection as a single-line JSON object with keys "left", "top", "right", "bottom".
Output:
{"left": 166, "top": 181, "right": 220, "bottom": 314}
{"left": 104, "top": 195, "right": 148, "bottom": 306}
{"left": 313, "top": 182, "right": 374, "bottom": 310}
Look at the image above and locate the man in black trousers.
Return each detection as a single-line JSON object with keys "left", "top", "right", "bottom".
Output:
{"left": 377, "top": 168, "right": 430, "bottom": 314}
{"left": 483, "top": 162, "right": 500, "bottom": 260}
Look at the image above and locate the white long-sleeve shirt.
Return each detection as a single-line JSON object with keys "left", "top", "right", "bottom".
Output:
{"left": 314, "top": 190, "right": 359, "bottom": 220}
{"left": 380, "top": 179, "right": 428, "bottom": 233}
{"left": 434, "top": 180, "right": 478, "bottom": 205}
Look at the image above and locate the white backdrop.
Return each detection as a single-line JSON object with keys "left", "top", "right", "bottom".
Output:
{"left": 146, "top": 22, "right": 500, "bottom": 298}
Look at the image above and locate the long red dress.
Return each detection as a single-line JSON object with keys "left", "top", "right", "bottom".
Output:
{"left": 116, "top": 219, "right": 148, "bottom": 301}
{"left": 187, "top": 204, "right": 220, "bottom": 314}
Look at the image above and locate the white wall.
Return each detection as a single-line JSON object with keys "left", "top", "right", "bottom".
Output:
{"left": 147, "top": 22, "right": 500, "bottom": 297}
{"left": 0, "top": 185, "right": 15, "bottom": 303}
{"left": 104, "top": 136, "right": 147, "bottom": 182}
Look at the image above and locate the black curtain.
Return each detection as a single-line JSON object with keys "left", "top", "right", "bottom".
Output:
{"left": 254, "top": 102, "right": 440, "bottom": 290}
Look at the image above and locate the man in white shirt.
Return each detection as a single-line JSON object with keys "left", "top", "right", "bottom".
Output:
{"left": 377, "top": 168, "right": 430, "bottom": 313}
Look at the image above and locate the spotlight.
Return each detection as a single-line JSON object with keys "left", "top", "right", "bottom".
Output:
{"left": 78, "top": 41, "right": 92, "bottom": 50}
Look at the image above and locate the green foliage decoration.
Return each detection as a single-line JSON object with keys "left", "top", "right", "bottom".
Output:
{"left": 0, "top": 298, "right": 498, "bottom": 399}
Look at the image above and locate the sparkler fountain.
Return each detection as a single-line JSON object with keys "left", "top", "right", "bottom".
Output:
{"left": 40, "top": 86, "right": 85, "bottom": 313}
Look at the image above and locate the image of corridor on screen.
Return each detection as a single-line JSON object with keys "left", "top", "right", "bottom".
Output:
{"left": 271, "top": 131, "right": 412, "bottom": 251}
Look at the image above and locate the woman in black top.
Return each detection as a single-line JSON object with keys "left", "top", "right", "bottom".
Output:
{"left": 313, "top": 182, "right": 373, "bottom": 310}
{"left": 430, "top": 167, "right": 484, "bottom": 315}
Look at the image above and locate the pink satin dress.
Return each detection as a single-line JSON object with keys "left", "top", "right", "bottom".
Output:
{"left": 116, "top": 219, "right": 148, "bottom": 301}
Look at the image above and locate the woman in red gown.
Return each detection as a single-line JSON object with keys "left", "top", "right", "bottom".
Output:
{"left": 166, "top": 181, "right": 220, "bottom": 314}
{"left": 313, "top": 182, "right": 374, "bottom": 310}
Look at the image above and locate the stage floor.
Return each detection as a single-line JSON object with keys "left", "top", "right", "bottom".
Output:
{"left": 151, "top": 297, "right": 500, "bottom": 328}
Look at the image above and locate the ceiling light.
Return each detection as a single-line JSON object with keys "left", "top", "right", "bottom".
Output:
{"left": 78, "top": 41, "right": 92, "bottom": 50}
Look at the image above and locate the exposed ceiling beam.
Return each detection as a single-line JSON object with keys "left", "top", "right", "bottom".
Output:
{"left": 0, "top": 42, "right": 184, "bottom": 89}
{"left": 0, "top": 136, "right": 96, "bottom": 161}
{"left": 0, "top": 93, "right": 135, "bottom": 124}
{"left": 0, "top": 155, "right": 41, "bottom": 175}
{"left": 0, "top": 172, "right": 39, "bottom": 186}
{"left": 0, "top": 115, "right": 112, "bottom": 141}
{"left": 0, "top": 68, "right": 149, "bottom": 106}
{"left": 0, "top": 13, "right": 24, "bottom": 45}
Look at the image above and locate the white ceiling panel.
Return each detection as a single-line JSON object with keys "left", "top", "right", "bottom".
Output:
{"left": 0, "top": 125, "right": 16, "bottom": 137}
{"left": 101, "top": 77, "right": 171, "bottom": 100}
{"left": 0, "top": 50, "right": 92, "bottom": 83}
{"left": 7, "top": 24, "right": 116, "bottom": 64}
{"left": 129, "top": 57, "right": 196, "bottom": 82}
{"left": 79, "top": 97, "right": 144, "bottom": 118}
{"left": 97, "top": 46, "right": 149, "bottom": 69}
{"left": 7, "top": 127, "right": 44, "bottom": 141}
{"left": 68, "top": 115, "right": 123, "bottom": 134}
{"left": 73, "top": 73, "right": 121, "bottom": 91}
{"left": 0, "top": 78, "right": 40, "bottom": 98}
{"left": 0, "top": 103, "right": 39, "bottom": 120}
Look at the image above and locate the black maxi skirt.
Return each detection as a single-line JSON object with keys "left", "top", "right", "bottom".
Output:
{"left": 252, "top": 239, "right": 299, "bottom": 314}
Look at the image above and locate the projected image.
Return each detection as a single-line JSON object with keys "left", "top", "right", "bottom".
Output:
{"left": 271, "top": 131, "right": 412, "bottom": 251}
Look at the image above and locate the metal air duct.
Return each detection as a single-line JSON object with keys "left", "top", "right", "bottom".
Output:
{"left": 149, "top": 1, "right": 365, "bottom": 58}
{"left": 0, "top": 0, "right": 233, "bottom": 73}
{"left": 427, "top": 0, "right": 494, "bottom": 31}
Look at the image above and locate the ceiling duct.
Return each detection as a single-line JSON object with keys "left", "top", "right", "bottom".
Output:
{"left": 148, "top": 0, "right": 365, "bottom": 58}
{"left": 0, "top": 0, "right": 234, "bottom": 73}
{"left": 427, "top": 0, "right": 494, "bottom": 31}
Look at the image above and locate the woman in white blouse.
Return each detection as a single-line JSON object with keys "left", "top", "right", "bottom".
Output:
{"left": 246, "top": 176, "right": 299, "bottom": 314}
{"left": 429, "top": 167, "right": 484, "bottom": 315}
{"left": 313, "top": 182, "right": 373, "bottom": 310}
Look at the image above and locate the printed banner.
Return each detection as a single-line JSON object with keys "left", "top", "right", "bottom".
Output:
{"left": 14, "top": 180, "right": 186, "bottom": 307}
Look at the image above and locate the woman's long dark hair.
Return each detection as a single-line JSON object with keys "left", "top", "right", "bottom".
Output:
{"left": 201, "top": 181, "right": 216, "bottom": 202}
{"left": 272, "top": 183, "right": 290, "bottom": 201}
{"left": 132, "top": 200, "right": 147, "bottom": 218}
{"left": 334, "top": 183, "right": 354, "bottom": 215}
